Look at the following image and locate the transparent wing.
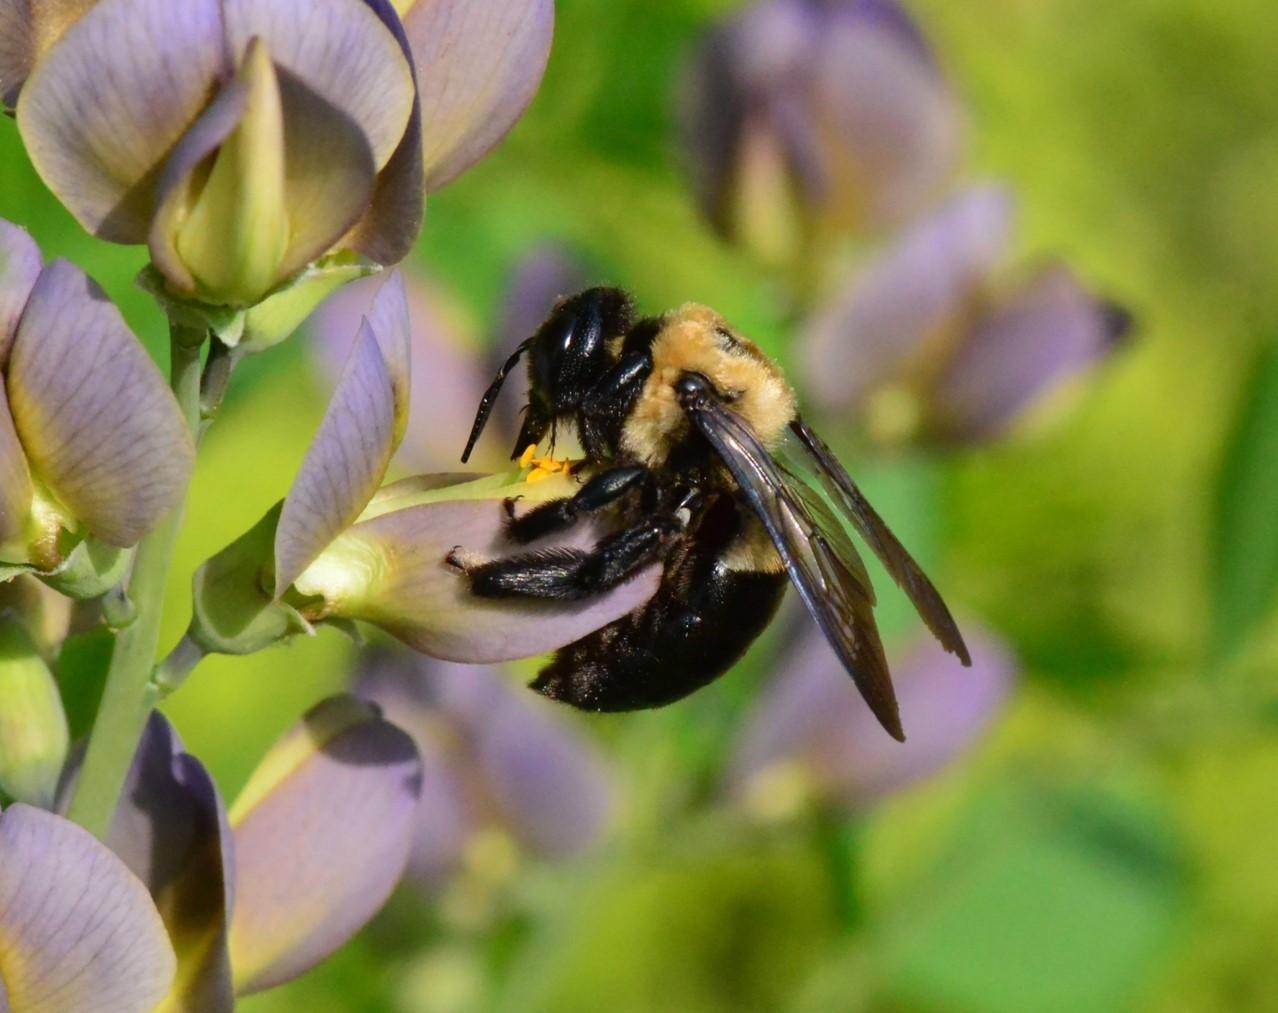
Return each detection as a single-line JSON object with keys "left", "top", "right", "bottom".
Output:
{"left": 684, "top": 400, "right": 904, "bottom": 741}
{"left": 785, "top": 416, "right": 971, "bottom": 665}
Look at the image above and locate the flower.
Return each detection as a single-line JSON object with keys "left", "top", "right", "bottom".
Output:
{"left": 357, "top": 648, "right": 615, "bottom": 890}
{"left": 0, "top": 219, "right": 193, "bottom": 591}
{"left": 185, "top": 270, "right": 659, "bottom": 666}
{"left": 7, "top": 0, "right": 554, "bottom": 321}
{"left": 799, "top": 185, "right": 1132, "bottom": 446}
{"left": 12, "top": 697, "right": 422, "bottom": 1010}
{"left": 726, "top": 620, "right": 1016, "bottom": 818}
{"left": 680, "top": 0, "right": 961, "bottom": 265}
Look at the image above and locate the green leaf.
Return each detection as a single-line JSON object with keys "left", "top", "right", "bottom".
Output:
{"left": 1211, "top": 345, "right": 1278, "bottom": 658}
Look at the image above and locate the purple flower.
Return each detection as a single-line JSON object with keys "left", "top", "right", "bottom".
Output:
{"left": 800, "top": 185, "right": 1130, "bottom": 446}
{"left": 680, "top": 0, "right": 961, "bottom": 264}
{"left": 25, "top": 698, "right": 422, "bottom": 1009}
{"left": 0, "top": 218, "right": 193, "bottom": 587}
{"left": 6, "top": 0, "right": 553, "bottom": 316}
{"left": 358, "top": 649, "right": 616, "bottom": 888}
{"left": 726, "top": 620, "right": 1016, "bottom": 816}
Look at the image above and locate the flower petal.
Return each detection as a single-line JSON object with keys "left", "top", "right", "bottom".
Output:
{"left": 810, "top": 0, "right": 961, "bottom": 230}
{"left": 931, "top": 264, "right": 1131, "bottom": 442}
{"left": 223, "top": 0, "right": 414, "bottom": 172}
{"left": 0, "top": 385, "right": 33, "bottom": 548}
{"left": 8, "top": 259, "right": 195, "bottom": 547}
{"left": 321, "top": 490, "right": 662, "bottom": 663}
{"left": 403, "top": 0, "right": 555, "bottom": 190}
{"left": 309, "top": 268, "right": 490, "bottom": 471}
{"left": 0, "top": 0, "right": 95, "bottom": 108}
{"left": 104, "top": 713, "right": 234, "bottom": 1013}
{"left": 0, "top": 803, "right": 175, "bottom": 1012}
{"left": 228, "top": 694, "right": 422, "bottom": 994}
{"left": 0, "top": 218, "right": 41, "bottom": 365}
{"left": 342, "top": 0, "right": 425, "bottom": 265}
{"left": 435, "top": 662, "right": 614, "bottom": 857}
{"left": 727, "top": 622, "right": 1015, "bottom": 812}
{"left": 275, "top": 271, "right": 411, "bottom": 594}
{"left": 16, "top": 0, "right": 226, "bottom": 242}
{"left": 800, "top": 184, "right": 1015, "bottom": 414}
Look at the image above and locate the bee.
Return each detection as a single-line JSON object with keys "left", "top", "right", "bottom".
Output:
{"left": 451, "top": 287, "right": 970, "bottom": 740}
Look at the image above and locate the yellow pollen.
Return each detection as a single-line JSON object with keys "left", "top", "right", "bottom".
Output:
{"left": 519, "top": 444, "right": 574, "bottom": 483}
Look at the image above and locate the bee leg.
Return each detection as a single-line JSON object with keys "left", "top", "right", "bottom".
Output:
{"left": 579, "top": 351, "right": 653, "bottom": 458}
{"left": 505, "top": 466, "right": 653, "bottom": 544}
{"left": 461, "top": 512, "right": 680, "bottom": 601}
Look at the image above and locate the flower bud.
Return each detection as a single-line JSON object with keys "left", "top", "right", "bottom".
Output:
{"left": 681, "top": 0, "right": 961, "bottom": 265}
{"left": 800, "top": 186, "right": 1130, "bottom": 446}
{"left": 0, "top": 618, "right": 68, "bottom": 807}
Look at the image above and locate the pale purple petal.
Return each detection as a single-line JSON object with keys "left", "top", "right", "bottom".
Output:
{"left": 0, "top": 219, "right": 41, "bottom": 364}
{"left": 309, "top": 269, "right": 496, "bottom": 471}
{"left": 8, "top": 259, "right": 195, "bottom": 547}
{"left": 229, "top": 695, "right": 422, "bottom": 994}
{"left": 931, "top": 264, "right": 1131, "bottom": 441}
{"left": 404, "top": 0, "right": 555, "bottom": 190}
{"left": 440, "top": 664, "right": 614, "bottom": 857}
{"left": 0, "top": 803, "right": 175, "bottom": 1012}
{"left": 801, "top": 184, "right": 1015, "bottom": 414}
{"left": 223, "top": 0, "right": 414, "bottom": 172}
{"left": 15, "top": 0, "right": 226, "bottom": 242}
{"left": 810, "top": 1, "right": 960, "bottom": 229}
{"left": 276, "top": 272, "right": 411, "bottom": 594}
{"left": 356, "top": 658, "right": 475, "bottom": 884}
{"left": 108, "top": 712, "right": 234, "bottom": 1013}
{"left": 343, "top": 0, "right": 425, "bottom": 265}
{"left": 0, "top": 0, "right": 96, "bottom": 108}
{"left": 0, "top": 386, "right": 33, "bottom": 547}
{"left": 334, "top": 494, "right": 661, "bottom": 663}
{"left": 727, "top": 622, "right": 1015, "bottom": 809}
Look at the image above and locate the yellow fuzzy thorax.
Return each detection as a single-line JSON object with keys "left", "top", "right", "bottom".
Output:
{"left": 620, "top": 303, "right": 797, "bottom": 466}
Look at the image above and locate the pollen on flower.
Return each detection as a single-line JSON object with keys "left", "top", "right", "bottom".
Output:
{"left": 518, "top": 444, "right": 574, "bottom": 483}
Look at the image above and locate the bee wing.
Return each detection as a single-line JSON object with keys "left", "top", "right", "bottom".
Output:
{"left": 786, "top": 416, "right": 971, "bottom": 666}
{"left": 684, "top": 400, "right": 904, "bottom": 741}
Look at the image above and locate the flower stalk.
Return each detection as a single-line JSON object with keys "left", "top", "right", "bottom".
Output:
{"left": 65, "top": 323, "right": 204, "bottom": 839}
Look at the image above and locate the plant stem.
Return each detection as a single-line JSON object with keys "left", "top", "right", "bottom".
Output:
{"left": 65, "top": 325, "right": 204, "bottom": 838}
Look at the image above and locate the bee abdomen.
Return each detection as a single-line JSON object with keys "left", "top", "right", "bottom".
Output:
{"left": 530, "top": 567, "right": 786, "bottom": 711}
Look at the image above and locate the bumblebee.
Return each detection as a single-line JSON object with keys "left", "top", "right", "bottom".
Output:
{"left": 451, "top": 287, "right": 970, "bottom": 740}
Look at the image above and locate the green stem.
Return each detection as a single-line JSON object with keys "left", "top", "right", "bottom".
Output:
{"left": 65, "top": 325, "right": 204, "bottom": 839}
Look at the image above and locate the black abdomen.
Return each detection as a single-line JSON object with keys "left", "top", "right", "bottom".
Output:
{"left": 531, "top": 562, "right": 786, "bottom": 711}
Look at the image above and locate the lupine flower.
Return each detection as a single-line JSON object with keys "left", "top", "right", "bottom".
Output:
{"left": 358, "top": 649, "right": 615, "bottom": 889}
{"left": 0, "top": 219, "right": 192, "bottom": 592}
{"left": 799, "top": 185, "right": 1131, "bottom": 446}
{"left": 726, "top": 621, "right": 1015, "bottom": 818}
{"left": 680, "top": 0, "right": 961, "bottom": 265}
{"left": 24, "top": 697, "right": 421, "bottom": 1011}
{"left": 187, "top": 270, "right": 659, "bottom": 665}
{"left": 6, "top": 0, "right": 553, "bottom": 337}
{"left": 308, "top": 244, "right": 588, "bottom": 471}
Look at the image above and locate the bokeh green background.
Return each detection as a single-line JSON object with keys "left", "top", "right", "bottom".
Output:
{"left": 4, "top": 0, "right": 1278, "bottom": 1009}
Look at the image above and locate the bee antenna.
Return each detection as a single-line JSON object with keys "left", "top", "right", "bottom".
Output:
{"left": 461, "top": 339, "right": 532, "bottom": 464}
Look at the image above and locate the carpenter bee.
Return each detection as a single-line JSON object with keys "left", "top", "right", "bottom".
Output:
{"left": 451, "top": 287, "right": 970, "bottom": 740}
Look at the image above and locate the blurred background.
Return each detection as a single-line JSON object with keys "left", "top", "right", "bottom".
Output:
{"left": 4, "top": 0, "right": 1278, "bottom": 1009}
